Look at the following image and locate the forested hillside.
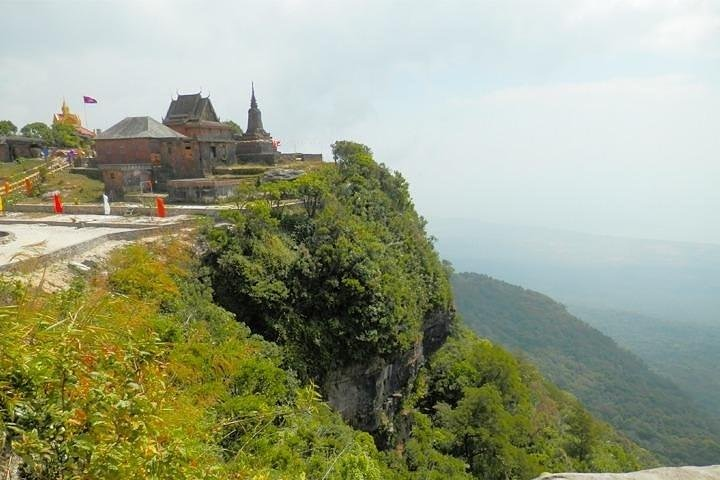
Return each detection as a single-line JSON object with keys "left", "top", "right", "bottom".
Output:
{"left": 0, "top": 142, "right": 651, "bottom": 479}
{"left": 452, "top": 272, "right": 720, "bottom": 465}
{"left": 569, "top": 305, "right": 720, "bottom": 420}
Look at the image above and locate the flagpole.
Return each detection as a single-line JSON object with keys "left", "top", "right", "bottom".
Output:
{"left": 84, "top": 101, "right": 88, "bottom": 129}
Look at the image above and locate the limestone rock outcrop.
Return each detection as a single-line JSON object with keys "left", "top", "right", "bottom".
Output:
{"left": 0, "top": 443, "right": 20, "bottom": 480}
{"left": 535, "top": 465, "right": 720, "bottom": 480}
{"left": 323, "top": 308, "right": 454, "bottom": 437}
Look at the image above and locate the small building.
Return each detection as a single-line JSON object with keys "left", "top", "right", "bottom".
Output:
{"left": 236, "top": 85, "right": 281, "bottom": 164}
{"left": 163, "top": 93, "right": 236, "bottom": 171}
{"left": 95, "top": 116, "right": 197, "bottom": 199}
{"left": 0, "top": 136, "right": 44, "bottom": 162}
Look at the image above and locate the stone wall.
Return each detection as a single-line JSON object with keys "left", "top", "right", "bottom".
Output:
{"left": 0, "top": 221, "right": 189, "bottom": 273}
{"left": 278, "top": 153, "right": 323, "bottom": 163}
{"left": 99, "top": 164, "right": 153, "bottom": 200}
{"left": 0, "top": 139, "right": 43, "bottom": 162}
{"left": 167, "top": 178, "right": 242, "bottom": 204}
{"left": 70, "top": 167, "right": 102, "bottom": 181}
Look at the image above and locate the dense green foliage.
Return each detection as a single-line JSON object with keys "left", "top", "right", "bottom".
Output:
{"left": 223, "top": 120, "right": 244, "bottom": 136}
{"left": 202, "top": 141, "right": 453, "bottom": 377}
{"left": 51, "top": 123, "right": 83, "bottom": 148}
{"left": 0, "top": 120, "right": 17, "bottom": 136}
{"left": 452, "top": 272, "right": 720, "bottom": 465}
{"left": 0, "top": 119, "right": 83, "bottom": 147}
{"left": 1, "top": 142, "right": 652, "bottom": 478}
{"left": 0, "top": 241, "right": 408, "bottom": 479}
{"left": 570, "top": 305, "right": 720, "bottom": 421}
{"left": 0, "top": 238, "right": 647, "bottom": 479}
{"left": 20, "top": 122, "right": 54, "bottom": 144}
{"left": 409, "top": 329, "right": 649, "bottom": 479}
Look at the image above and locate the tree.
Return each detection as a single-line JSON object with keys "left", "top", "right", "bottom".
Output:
{"left": 0, "top": 120, "right": 17, "bottom": 136}
{"left": 52, "top": 123, "right": 81, "bottom": 147}
{"left": 21, "top": 122, "right": 53, "bottom": 144}
{"left": 223, "top": 120, "right": 244, "bottom": 136}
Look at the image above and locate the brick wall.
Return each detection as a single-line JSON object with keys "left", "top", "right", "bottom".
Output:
{"left": 96, "top": 137, "right": 205, "bottom": 182}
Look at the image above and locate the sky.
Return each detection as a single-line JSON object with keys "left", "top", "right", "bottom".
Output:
{"left": 2, "top": 0, "right": 719, "bottom": 244}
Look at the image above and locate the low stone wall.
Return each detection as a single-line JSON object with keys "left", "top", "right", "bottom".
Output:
{"left": 5, "top": 202, "right": 226, "bottom": 218}
{"left": 0, "top": 222, "right": 187, "bottom": 273}
{"left": 278, "top": 153, "right": 323, "bottom": 163}
{"left": 69, "top": 167, "right": 102, "bottom": 180}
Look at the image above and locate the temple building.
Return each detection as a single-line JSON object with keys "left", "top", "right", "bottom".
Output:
{"left": 94, "top": 116, "right": 197, "bottom": 199}
{"left": 52, "top": 99, "right": 95, "bottom": 138}
{"left": 236, "top": 85, "right": 281, "bottom": 164}
{"left": 163, "top": 93, "right": 235, "bottom": 172}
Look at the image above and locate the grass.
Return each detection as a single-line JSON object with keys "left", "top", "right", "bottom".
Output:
{"left": 0, "top": 158, "right": 47, "bottom": 181}
{"left": 23, "top": 171, "right": 105, "bottom": 204}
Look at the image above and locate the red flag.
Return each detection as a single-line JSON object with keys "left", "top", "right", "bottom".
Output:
{"left": 24, "top": 178, "right": 32, "bottom": 195}
{"left": 83, "top": 96, "right": 98, "bottom": 104}
{"left": 53, "top": 193, "right": 63, "bottom": 214}
{"left": 155, "top": 197, "right": 166, "bottom": 218}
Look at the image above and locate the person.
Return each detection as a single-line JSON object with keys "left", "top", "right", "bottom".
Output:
{"left": 102, "top": 193, "right": 110, "bottom": 215}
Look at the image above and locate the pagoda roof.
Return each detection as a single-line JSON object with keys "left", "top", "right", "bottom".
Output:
{"left": 164, "top": 93, "right": 220, "bottom": 125}
{"left": 97, "top": 117, "right": 187, "bottom": 140}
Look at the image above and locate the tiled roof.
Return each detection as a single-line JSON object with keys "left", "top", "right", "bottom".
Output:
{"left": 164, "top": 93, "right": 219, "bottom": 125}
{"left": 97, "top": 117, "right": 187, "bottom": 140}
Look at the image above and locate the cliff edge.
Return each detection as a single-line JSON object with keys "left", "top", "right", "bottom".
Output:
{"left": 536, "top": 465, "right": 720, "bottom": 479}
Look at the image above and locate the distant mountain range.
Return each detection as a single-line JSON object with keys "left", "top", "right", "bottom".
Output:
{"left": 452, "top": 272, "right": 720, "bottom": 465}
{"left": 432, "top": 220, "right": 720, "bottom": 324}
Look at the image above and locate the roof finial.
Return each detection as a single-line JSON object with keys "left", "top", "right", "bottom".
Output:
{"left": 251, "top": 82, "right": 257, "bottom": 109}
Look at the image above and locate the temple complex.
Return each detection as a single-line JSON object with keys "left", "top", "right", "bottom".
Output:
{"left": 52, "top": 99, "right": 95, "bottom": 138}
{"left": 93, "top": 85, "right": 322, "bottom": 201}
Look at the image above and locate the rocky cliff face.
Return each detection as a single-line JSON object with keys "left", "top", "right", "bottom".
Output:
{"left": 535, "top": 465, "right": 720, "bottom": 480}
{"left": 0, "top": 441, "right": 20, "bottom": 480}
{"left": 323, "top": 308, "right": 454, "bottom": 438}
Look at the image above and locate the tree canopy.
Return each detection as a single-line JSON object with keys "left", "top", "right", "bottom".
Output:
{"left": 202, "top": 141, "right": 452, "bottom": 377}
{"left": 20, "top": 122, "right": 53, "bottom": 144}
{"left": 0, "top": 120, "right": 17, "bottom": 136}
{"left": 223, "top": 120, "right": 244, "bottom": 136}
{"left": 51, "top": 122, "right": 82, "bottom": 147}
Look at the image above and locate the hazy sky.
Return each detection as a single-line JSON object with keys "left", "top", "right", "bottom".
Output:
{"left": 2, "top": 0, "right": 719, "bottom": 244}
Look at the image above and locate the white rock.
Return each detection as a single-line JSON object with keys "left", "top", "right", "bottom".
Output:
{"left": 535, "top": 465, "right": 720, "bottom": 480}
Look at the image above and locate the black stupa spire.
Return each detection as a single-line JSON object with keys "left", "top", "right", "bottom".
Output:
{"left": 246, "top": 82, "right": 267, "bottom": 137}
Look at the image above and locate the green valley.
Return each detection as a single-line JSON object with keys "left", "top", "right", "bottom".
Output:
{"left": 452, "top": 272, "right": 720, "bottom": 465}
